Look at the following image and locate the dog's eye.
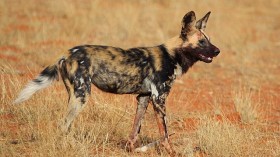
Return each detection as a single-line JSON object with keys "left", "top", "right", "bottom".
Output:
{"left": 199, "top": 40, "right": 206, "bottom": 45}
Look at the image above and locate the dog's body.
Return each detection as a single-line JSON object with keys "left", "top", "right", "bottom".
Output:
{"left": 15, "top": 11, "right": 220, "bottom": 156}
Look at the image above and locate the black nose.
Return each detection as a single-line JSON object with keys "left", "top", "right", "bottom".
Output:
{"left": 214, "top": 48, "right": 220, "bottom": 55}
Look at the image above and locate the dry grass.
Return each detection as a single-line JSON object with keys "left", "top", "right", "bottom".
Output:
{"left": 1, "top": 0, "right": 280, "bottom": 156}
{"left": 233, "top": 88, "right": 260, "bottom": 124}
{"left": 197, "top": 116, "right": 280, "bottom": 157}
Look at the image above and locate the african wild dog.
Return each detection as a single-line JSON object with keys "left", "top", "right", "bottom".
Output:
{"left": 14, "top": 11, "right": 220, "bottom": 155}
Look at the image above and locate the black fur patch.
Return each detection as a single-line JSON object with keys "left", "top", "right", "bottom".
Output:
{"left": 158, "top": 45, "right": 176, "bottom": 81}
{"left": 174, "top": 47, "right": 198, "bottom": 74}
{"left": 152, "top": 45, "right": 176, "bottom": 96}
{"left": 34, "top": 66, "right": 58, "bottom": 83}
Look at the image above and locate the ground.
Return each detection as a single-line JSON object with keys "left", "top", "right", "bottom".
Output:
{"left": 0, "top": 0, "right": 280, "bottom": 156}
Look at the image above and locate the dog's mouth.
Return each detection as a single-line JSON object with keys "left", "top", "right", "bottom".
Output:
{"left": 198, "top": 54, "right": 214, "bottom": 63}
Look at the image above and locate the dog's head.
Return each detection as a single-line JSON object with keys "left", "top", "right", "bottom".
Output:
{"left": 179, "top": 11, "right": 220, "bottom": 63}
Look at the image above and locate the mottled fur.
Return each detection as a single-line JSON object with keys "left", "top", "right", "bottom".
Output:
{"left": 14, "top": 11, "right": 220, "bottom": 156}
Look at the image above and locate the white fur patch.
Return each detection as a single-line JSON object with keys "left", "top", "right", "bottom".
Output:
{"left": 72, "top": 48, "right": 79, "bottom": 53}
{"left": 79, "top": 77, "right": 84, "bottom": 84}
{"left": 14, "top": 75, "right": 53, "bottom": 104}
{"left": 174, "top": 64, "right": 182, "bottom": 77}
{"left": 151, "top": 83, "right": 159, "bottom": 97}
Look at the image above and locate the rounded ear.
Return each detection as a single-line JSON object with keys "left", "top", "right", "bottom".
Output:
{"left": 196, "top": 11, "right": 211, "bottom": 30}
{"left": 181, "top": 11, "right": 196, "bottom": 38}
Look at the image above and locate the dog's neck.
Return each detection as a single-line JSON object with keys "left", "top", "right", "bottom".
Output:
{"left": 173, "top": 49, "right": 198, "bottom": 74}
{"left": 164, "top": 37, "right": 199, "bottom": 74}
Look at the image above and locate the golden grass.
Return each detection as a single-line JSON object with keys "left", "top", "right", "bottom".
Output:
{"left": 1, "top": 0, "right": 280, "bottom": 156}
{"left": 233, "top": 88, "right": 260, "bottom": 124}
{"left": 197, "top": 116, "right": 280, "bottom": 157}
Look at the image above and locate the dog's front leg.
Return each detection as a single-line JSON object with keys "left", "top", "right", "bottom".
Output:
{"left": 152, "top": 94, "right": 176, "bottom": 156}
{"left": 127, "top": 94, "right": 150, "bottom": 151}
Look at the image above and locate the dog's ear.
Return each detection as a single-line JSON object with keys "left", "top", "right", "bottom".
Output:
{"left": 196, "top": 11, "right": 211, "bottom": 30}
{"left": 181, "top": 11, "right": 196, "bottom": 38}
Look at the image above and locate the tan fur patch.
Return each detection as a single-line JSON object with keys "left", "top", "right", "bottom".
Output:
{"left": 183, "top": 33, "right": 199, "bottom": 48}
{"left": 148, "top": 47, "right": 163, "bottom": 71}
{"left": 67, "top": 60, "right": 78, "bottom": 76}
{"left": 200, "top": 29, "right": 210, "bottom": 40}
{"left": 164, "top": 36, "right": 183, "bottom": 57}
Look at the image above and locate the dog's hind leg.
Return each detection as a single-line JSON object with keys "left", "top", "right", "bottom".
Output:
{"left": 127, "top": 94, "right": 150, "bottom": 151}
{"left": 61, "top": 89, "right": 90, "bottom": 133}
{"left": 59, "top": 62, "right": 91, "bottom": 132}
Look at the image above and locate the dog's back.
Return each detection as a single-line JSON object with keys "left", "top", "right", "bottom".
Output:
{"left": 64, "top": 44, "right": 176, "bottom": 94}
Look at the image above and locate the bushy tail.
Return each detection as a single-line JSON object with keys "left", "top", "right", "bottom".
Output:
{"left": 14, "top": 64, "right": 60, "bottom": 104}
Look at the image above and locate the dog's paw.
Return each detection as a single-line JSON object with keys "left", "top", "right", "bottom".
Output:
{"left": 125, "top": 139, "right": 136, "bottom": 152}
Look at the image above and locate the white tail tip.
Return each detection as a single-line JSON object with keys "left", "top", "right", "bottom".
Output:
{"left": 14, "top": 75, "right": 54, "bottom": 104}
